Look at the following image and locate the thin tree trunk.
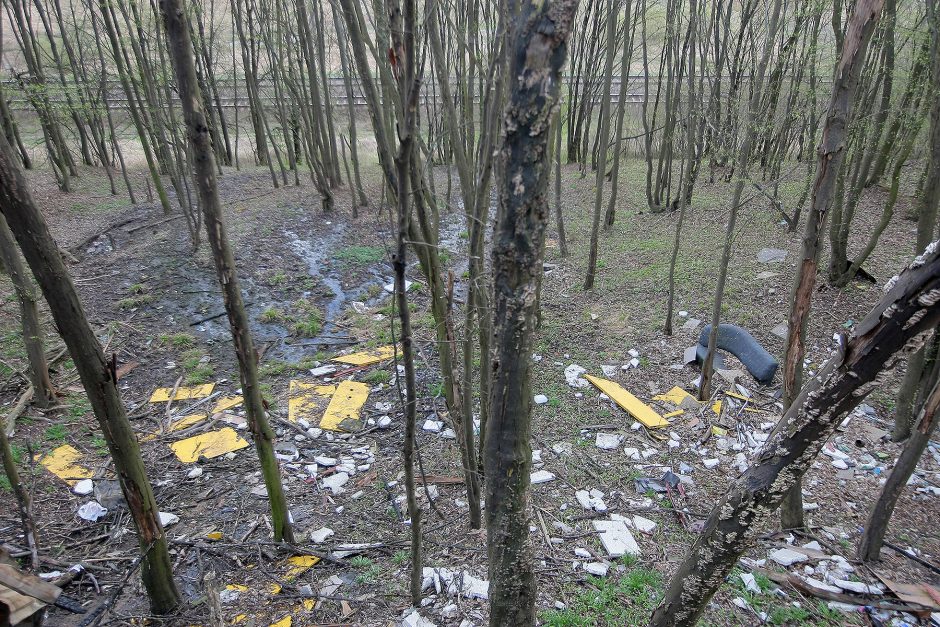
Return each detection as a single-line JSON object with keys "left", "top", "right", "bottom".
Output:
{"left": 159, "top": 0, "right": 294, "bottom": 542}
{"left": 486, "top": 1, "right": 578, "bottom": 623}
{"left": 0, "top": 131, "right": 180, "bottom": 614}
{"left": 651, "top": 240, "right": 940, "bottom": 627}
{"left": 0, "top": 388, "right": 39, "bottom": 569}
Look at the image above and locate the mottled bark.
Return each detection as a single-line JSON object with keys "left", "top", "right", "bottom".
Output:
{"left": 652, "top": 241, "right": 940, "bottom": 627}
{"left": 159, "top": 0, "right": 293, "bottom": 542}
{"left": 0, "top": 128, "right": 179, "bottom": 615}
{"left": 486, "top": 1, "right": 578, "bottom": 624}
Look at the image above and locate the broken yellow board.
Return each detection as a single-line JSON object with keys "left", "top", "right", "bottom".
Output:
{"left": 284, "top": 555, "right": 320, "bottom": 580}
{"left": 226, "top": 584, "right": 249, "bottom": 593}
{"left": 149, "top": 383, "right": 215, "bottom": 403}
{"left": 320, "top": 380, "right": 368, "bottom": 431}
{"left": 725, "top": 391, "right": 751, "bottom": 402}
{"left": 287, "top": 381, "right": 335, "bottom": 424}
{"left": 653, "top": 386, "right": 698, "bottom": 407}
{"left": 211, "top": 396, "right": 243, "bottom": 413}
{"left": 39, "top": 444, "right": 93, "bottom": 486}
{"left": 331, "top": 345, "right": 396, "bottom": 366}
{"left": 663, "top": 410, "right": 684, "bottom": 419}
{"left": 170, "top": 414, "right": 207, "bottom": 432}
{"left": 712, "top": 400, "right": 722, "bottom": 415}
{"left": 270, "top": 617, "right": 291, "bottom": 627}
{"left": 585, "top": 375, "right": 669, "bottom": 429}
{"left": 170, "top": 427, "right": 249, "bottom": 463}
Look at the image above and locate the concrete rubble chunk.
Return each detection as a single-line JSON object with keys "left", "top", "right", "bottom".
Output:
{"left": 421, "top": 567, "right": 489, "bottom": 600}
{"left": 703, "top": 458, "right": 720, "bottom": 469}
{"left": 576, "top": 490, "right": 607, "bottom": 512}
{"left": 832, "top": 579, "right": 883, "bottom": 595}
{"left": 633, "top": 515, "right": 657, "bottom": 534}
{"left": 595, "top": 433, "right": 623, "bottom": 450}
{"left": 584, "top": 562, "right": 609, "bottom": 577}
{"left": 769, "top": 548, "right": 808, "bottom": 566}
{"left": 378, "top": 416, "right": 393, "bottom": 428}
{"left": 423, "top": 419, "right": 444, "bottom": 433}
{"left": 73, "top": 479, "right": 94, "bottom": 495}
{"left": 534, "top": 394, "right": 549, "bottom": 405}
{"left": 564, "top": 364, "right": 589, "bottom": 388}
{"left": 158, "top": 512, "right": 179, "bottom": 527}
{"left": 401, "top": 609, "right": 436, "bottom": 627}
{"left": 601, "top": 365, "right": 618, "bottom": 377}
{"left": 310, "top": 527, "right": 335, "bottom": 543}
{"left": 592, "top": 519, "right": 640, "bottom": 557}
{"left": 574, "top": 548, "right": 591, "bottom": 558}
{"left": 530, "top": 470, "right": 555, "bottom": 484}
{"left": 322, "top": 472, "right": 349, "bottom": 494}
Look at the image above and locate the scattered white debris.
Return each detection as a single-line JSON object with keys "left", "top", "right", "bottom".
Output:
{"left": 310, "top": 365, "right": 336, "bottom": 377}
{"left": 401, "top": 608, "right": 436, "bottom": 627}
{"left": 595, "top": 433, "right": 623, "bottom": 450}
{"left": 315, "top": 456, "right": 338, "bottom": 466}
{"left": 624, "top": 447, "right": 641, "bottom": 461}
{"left": 740, "top": 573, "right": 761, "bottom": 594}
{"left": 158, "top": 512, "right": 180, "bottom": 527}
{"left": 441, "top": 428, "right": 457, "bottom": 439}
{"left": 77, "top": 501, "right": 108, "bottom": 522}
{"left": 631, "top": 422, "right": 642, "bottom": 430}
{"left": 633, "top": 515, "right": 657, "bottom": 534}
{"left": 677, "top": 311, "right": 688, "bottom": 318}
{"left": 628, "top": 349, "right": 640, "bottom": 358}
{"left": 375, "top": 401, "right": 393, "bottom": 412}
{"left": 592, "top": 519, "right": 640, "bottom": 557}
{"left": 769, "top": 548, "right": 808, "bottom": 567}
{"left": 629, "top": 358, "right": 641, "bottom": 369}
{"left": 703, "top": 458, "right": 720, "bottom": 469}
{"left": 601, "top": 365, "right": 618, "bottom": 377}
{"left": 574, "top": 548, "right": 592, "bottom": 558}
{"left": 832, "top": 580, "right": 883, "bottom": 595}
{"left": 421, "top": 567, "right": 489, "bottom": 600}
{"left": 73, "top": 479, "right": 94, "bottom": 496}
{"left": 803, "top": 502, "right": 820, "bottom": 511}
{"left": 584, "top": 562, "right": 609, "bottom": 577}
{"left": 534, "top": 394, "right": 549, "bottom": 405}
{"left": 322, "top": 472, "right": 349, "bottom": 494}
{"left": 378, "top": 416, "right": 393, "bottom": 428}
{"left": 831, "top": 459, "right": 849, "bottom": 470}
{"left": 576, "top": 490, "right": 608, "bottom": 512}
{"left": 423, "top": 419, "right": 444, "bottom": 433}
{"left": 384, "top": 280, "right": 413, "bottom": 294}
{"left": 564, "top": 364, "right": 589, "bottom": 388}
{"left": 310, "top": 527, "right": 335, "bottom": 543}
{"left": 531, "top": 470, "right": 556, "bottom": 484}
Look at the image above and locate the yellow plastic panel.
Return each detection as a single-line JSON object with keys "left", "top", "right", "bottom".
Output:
{"left": 320, "top": 380, "right": 368, "bottom": 431}
{"left": 284, "top": 555, "right": 320, "bottom": 580}
{"left": 39, "top": 444, "right": 93, "bottom": 486}
{"left": 211, "top": 396, "right": 243, "bottom": 413}
{"left": 331, "top": 345, "right": 396, "bottom": 366}
{"left": 287, "top": 381, "right": 335, "bottom": 424}
{"left": 149, "top": 383, "right": 215, "bottom": 403}
{"left": 585, "top": 375, "right": 669, "bottom": 429}
{"left": 653, "top": 386, "right": 697, "bottom": 406}
{"left": 170, "top": 428, "right": 249, "bottom": 463}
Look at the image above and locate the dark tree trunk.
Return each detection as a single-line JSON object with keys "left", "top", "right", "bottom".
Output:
{"left": 0, "top": 133, "right": 180, "bottom": 615}
{"left": 486, "top": 1, "right": 579, "bottom": 624}
{"left": 159, "top": 0, "right": 293, "bottom": 542}
{"left": 651, "top": 241, "right": 940, "bottom": 627}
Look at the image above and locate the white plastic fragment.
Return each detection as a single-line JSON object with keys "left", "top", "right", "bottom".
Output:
{"left": 534, "top": 394, "right": 549, "bottom": 405}
{"left": 595, "top": 433, "right": 623, "bottom": 450}
{"left": 77, "top": 501, "right": 108, "bottom": 522}
{"left": 592, "top": 519, "right": 640, "bottom": 557}
{"left": 584, "top": 562, "right": 609, "bottom": 576}
{"left": 73, "top": 479, "right": 94, "bottom": 496}
{"left": 158, "top": 512, "right": 180, "bottom": 527}
{"left": 530, "top": 470, "right": 556, "bottom": 484}
{"left": 632, "top": 515, "right": 657, "bottom": 534}
{"left": 310, "top": 527, "right": 335, "bottom": 543}
{"left": 769, "top": 548, "right": 808, "bottom": 566}
{"left": 322, "top": 472, "right": 349, "bottom": 494}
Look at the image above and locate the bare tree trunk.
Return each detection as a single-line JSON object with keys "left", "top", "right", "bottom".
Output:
{"left": 159, "top": 0, "right": 293, "bottom": 542}
{"left": 780, "top": 0, "right": 885, "bottom": 530}
{"left": 554, "top": 111, "right": 568, "bottom": 257}
{"left": 651, "top": 240, "right": 940, "bottom": 627}
{"left": 0, "top": 132, "right": 180, "bottom": 614}
{"left": 0, "top": 389, "right": 39, "bottom": 569}
{"left": 486, "top": 1, "right": 578, "bottom": 623}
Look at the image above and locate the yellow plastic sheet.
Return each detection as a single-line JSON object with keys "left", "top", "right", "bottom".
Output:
{"left": 284, "top": 555, "right": 320, "bottom": 580}
{"left": 331, "top": 345, "right": 396, "bottom": 366}
{"left": 653, "top": 386, "right": 697, "bottom": 407}
{"left": 287, "top": 381, "right": 335, "bottom": 424}
{"left": 169, "top": 414, "right": 207, "bottom": 432}
{"left": 170, "top": 427, "right": 249, "bottom": 463}
{"left": 585, "top": 375, "right": 669, "bottom": 429}
{"left": 39, "top": 444, "right": 93, "bottom": 486}
{"left": 320, "top": 380, "right": 368, "bottom": 431}
{"left": 211, "top": 396, "right": 243, "bottom": 413}
{"left": 149, "top": 383, "right": 215, "bottom": 403}
{"left": 270, "top": 617, "right": 291, "bottom": 627}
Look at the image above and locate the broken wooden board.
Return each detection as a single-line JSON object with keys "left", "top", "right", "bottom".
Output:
{"left": 149, "top": 383, "right": 215, "bottom": 403}
{"left": 169, "top": 427, "right": 249, "bottom": 463}
{"left": 331, "top": 345, "right": 396, "bottom": 367}
{"left": 211, "top": 396, "right": 243, "bottom": 413}
{"left": 0, "top": 582, "right": 46, "bottom": 625}
{"left": 287, "top": 381, "right": 335, "bottom": 424}
{"left": 319, "top": 380, "right": 368, "bottom": 431}
{"left": 39, "top": 444, "right": 93, "bottom": 486}
{"left": 585, "top": 375, "right": 669, "bottom": 429}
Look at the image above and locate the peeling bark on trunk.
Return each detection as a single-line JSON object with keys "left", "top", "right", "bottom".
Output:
{"left": 780, "top": 0, "right": 885, "bottom": 530}
{"left": 159, "top": 0, "right": 293, "bottom": 543}
{"left": 486, "top": 1, "right": 578, "bottom": 624}
{"left": 0, "top": 132, "right": 180, "bottom": 615}
{"left": 651, "top": 241, "right": 940, "bottom": 627}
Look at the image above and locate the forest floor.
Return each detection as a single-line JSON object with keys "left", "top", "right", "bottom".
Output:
{"left": 0, "top": 155, "right": 938, "bottom": 627}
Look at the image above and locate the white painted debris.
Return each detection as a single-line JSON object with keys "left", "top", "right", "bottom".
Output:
{"left": 158, "top": 512, "right": 180, "bottom": 527}
{"left": 310, "top": 527, "right": 335, "bottom": 543}
{"left": 822, "top": 442, "right": 851, "bottom": 461}
{"left": 421, "top": 567, "right": 489, "bottom": 600}
{"left": 740, "top": 573, "right": 761, "bottom": 594}
{"left": 384, "top": 280, "right": 413, "bottom": 294}
{"left": 322, "top": 472, "right": 349, "bottom": 494}
{"left": 831, "top": 459, "right": 849, "bottom": 470}
{"left": 732, "top": 597, "right": 750, "bottom": 610}
{"left": 441, "top": 428, "right": 457, "bottom": 439}
{"left": 531, "top": 470, "right": 555, "bottom": 484}
{"left": 769, "top": 548, "right": 808, "bottom": 567}
{"left": 804, "top": 576, "right": 842, "bottom": 594}
{"left": 552, "top": 442, "right": 573, "bottom": 456}
{"left": 832, "top": 579, "right": 883, "bottom": 595}
{"left": 378, "top": 416, "right": 393, "bottom": 428}
{"left": 633, "top": 515, "right": 657, "bottom": 534}
{"left": 574, "top": 548, "right": 591, "bottom": 558}
{"left": 641, "top": 448, "right": 658, "bottom": 459}
{"left": 534, "top": 394, "right": 549, "bottom": 405}
{"left": 185, "top": 467, "right": 203, "bottom": 479}
{"left": 77, "top": 501, "right": 108, "bottom": 522}
{"left": 310, "top": 365, "right": 336, "bottom": 377}
{"left": 631, "top": 421, "right": 642, "bottom": 430}
{"left": 584, "top": 562, "right": 609, "bottom": 577}
{"left": 703, "top": 458, "right": 720, "bottom": 469}
{"left": 401, "top": 608, "right": 436, "bottom": 627}
{"left": 677, "top": 311, "right": 688, "bottom": 318}
{"left": 803, "top": 502, "right": 820, "bottom": 511}
{"left": 375, "top": 401, "right": 393, "bottom": 412}
{"left": 592, "top": 519, "right": 640, "bottom": 557}
{"left": 624, "top": 447, "right": 641, "bottom": 461}
{"left": 601, "top": 365, "right": 618, "bottom": 377}
{"left": 575, "top": 490, "right": 607, "bottom": 512}
{"left": 315, "top": 456, "right": 338, "bottom": 466}
{"left": 595, "top": 433, "right": 623, "bottom": 450}
{"left": 220, "top": 587, "right": 242, "bottom": 604}
{"left": 564, "top": 364, "right": 589, "bottom": 388}
{"left": 629, "top": 358, "right": 640, "bottom": 369}
{"left": 423, "top": 419, "right": 444, "bottom": 433}
{"left": 73, "top": 479, "right": 94, "bottom": 496}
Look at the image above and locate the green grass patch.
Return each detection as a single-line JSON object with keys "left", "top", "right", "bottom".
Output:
{"left": 117, "top": 294, "right": 155, "bottom": 309}
{"left": 44, "top": 424, "right": 67, "bottom": 443}
{"left": 541, "top": 566, "right": 663, "bottom": 626}
{"left": 159, "top": 332, "right": 196, "bottom": 348}
{"left": 362, "top": 370, "right": 390, "bottom": 385}
{"left": 336, "top": 246, "right": 385, "bottom": 265}
{"left": 259, "top": 307, "right": 284, "bottom": 323}
{"left": 181, "top": 348, "right": 214, "bottom": 384}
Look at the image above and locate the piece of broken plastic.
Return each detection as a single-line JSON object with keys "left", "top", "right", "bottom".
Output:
{"left": 332, "top": 345, "right": 396, "bottom": 366}
{"left": 149, "top": 383, "right": 215, "bottom": 403}
{"left": 288, "top": 381, "right": 335, "bottom": 424}
{"left": 585, "top": 375, "right": 669, "bottom": 428}
{"left": 320, "top": 380, "right": 368, "bottom": 431}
